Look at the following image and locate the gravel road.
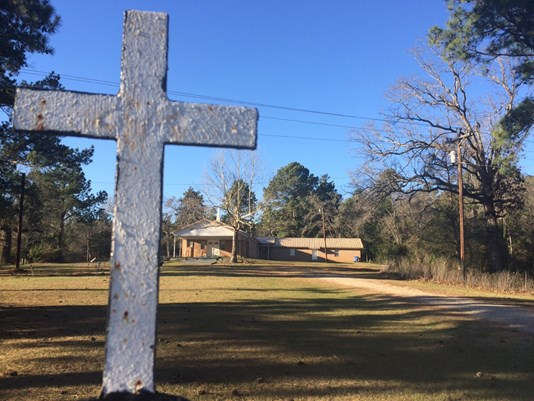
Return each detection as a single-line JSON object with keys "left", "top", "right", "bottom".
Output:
{"left": 319, "top": 275, "right": 534, "bottom": 334}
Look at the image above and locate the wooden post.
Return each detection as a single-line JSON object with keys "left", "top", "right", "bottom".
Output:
{"left": 15, "top": 172, "right": 25, "bottom": 271}
{"left": 320, "top": 207, "right": 328, "bottom": 262}
{"left": 457, "top": 140, "right": 465, "bottom": 282}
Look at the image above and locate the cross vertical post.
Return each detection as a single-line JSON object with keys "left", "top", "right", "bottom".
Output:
{"left": 13, "top": 9, "right": 257, "bottom": 398}
{"left": 102, "top": 11, "right": 169, "bottom": 394}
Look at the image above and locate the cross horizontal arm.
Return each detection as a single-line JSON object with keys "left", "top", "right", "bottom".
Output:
{"left": 162, "top": 101, "right": 258, "bottom": 149}
{"left": 13, "top": 88, "right": 119, "bottom": 139}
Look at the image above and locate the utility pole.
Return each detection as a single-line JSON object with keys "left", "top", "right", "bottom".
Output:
{"left": 450, "top": 129, "right": 473, "bottom": 281}
{"left": 15, "top": 172, "right": 25, "bottom": 271}
{"left": 320, "top": 207, "right": 328, "bottom": 262}
{"left": 456, "top": 140, "right": 466, "bottom": 281}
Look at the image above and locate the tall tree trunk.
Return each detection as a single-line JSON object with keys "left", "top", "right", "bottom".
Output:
{"left": 58, "top": 212, "right": 66, "bottom": 262}
{"left": 484, "top": 204, "right": 503, "bottom": 272}
{"left": 165, "top": 233, "right": 170, "bottom": 259}
{"left": 230, "top": 227, "right": 238, "bottom": 263}
{"left": 86, "top": 233, "right": 90, "bottom": 262}
{"left": 447, "top": 190, "right": 461, "bottom": 262}
{"left": 1, "top": 224, "right": 12, "bottom": 264}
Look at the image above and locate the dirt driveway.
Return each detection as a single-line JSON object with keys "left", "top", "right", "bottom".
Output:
{"left": 318, "top": 274, "right": 534, "bottom": 334}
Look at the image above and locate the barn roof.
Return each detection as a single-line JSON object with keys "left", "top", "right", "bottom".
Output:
{"left": 256, "top": 237, "right": 363, "bottom": 249}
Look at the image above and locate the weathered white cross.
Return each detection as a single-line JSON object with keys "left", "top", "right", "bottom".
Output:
{"left": 13, "top": 10, "right": 257, "bottom": 398}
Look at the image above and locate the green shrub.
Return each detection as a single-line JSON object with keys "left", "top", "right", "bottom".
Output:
{"left": 27, "top": 244, "right": 62, "bottom": 262}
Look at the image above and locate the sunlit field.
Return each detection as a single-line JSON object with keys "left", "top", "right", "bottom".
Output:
{"left": 1, "top": 263, "right": 533, "bottom": 400}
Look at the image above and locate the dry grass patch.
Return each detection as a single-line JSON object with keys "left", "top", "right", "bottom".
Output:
{"left": 387, "top": 278, "right": 534, "bottom": 303}
{"left": 0, "top": 264, "right": 533, "bottom": 400}
{"left": 385, "top": 256, "right": 534, "bottom": 297}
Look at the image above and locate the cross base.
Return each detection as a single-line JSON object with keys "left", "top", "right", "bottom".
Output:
{"left": 87, "top": 390, "right": 190, "bottom": 400}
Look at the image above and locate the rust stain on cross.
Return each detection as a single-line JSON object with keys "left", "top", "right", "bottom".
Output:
{"left": 13, "top": 9, "right": 257, "bottom": 399}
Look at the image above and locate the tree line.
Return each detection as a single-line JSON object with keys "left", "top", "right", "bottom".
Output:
{"left": 0, "top": 1, "right": 110, "bottom": 265}
{"left": 162, "top": 158, "right": 534, "bottom": 274}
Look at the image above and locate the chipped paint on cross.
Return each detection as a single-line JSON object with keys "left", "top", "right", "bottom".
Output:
{"left": 13, "top": 10, "right": 257, "bottom": 397}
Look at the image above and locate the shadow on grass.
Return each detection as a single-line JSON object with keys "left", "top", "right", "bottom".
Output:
{"left": 1, "top": 290, "right": 534, "bottom": 400}
{"left": 0, "top": 263, "right": 389, "bottom": 279}
{"left": 164, "top": 265, "right": 534, "bottom": 308}
{"left": 0, "top": 265, "right": 109, "bottom": 277}
{"left": 161, "top": 264, "right": 392, "bottom": 280}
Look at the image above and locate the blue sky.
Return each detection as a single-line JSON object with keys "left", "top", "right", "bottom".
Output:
{"left": 16, "top": 0, "right": 534, "bottom": 204}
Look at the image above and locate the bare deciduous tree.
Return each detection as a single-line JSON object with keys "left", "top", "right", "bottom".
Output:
{"left": 354, "top": 48, "right": 533, "bottom": 271}
{"left": 205, "top": 150, "right": 259, "bottom": 263}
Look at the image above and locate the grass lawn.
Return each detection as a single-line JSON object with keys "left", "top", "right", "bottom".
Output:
{"left": 1, "top": 263, "right": 533, "bottom": 400}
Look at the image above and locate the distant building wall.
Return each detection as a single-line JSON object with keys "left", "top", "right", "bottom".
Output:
{"left": 178, "top": 234, "right": 361, "bottom": 262}
{"left": 269, "top": 247, "right": 361, "bottom": 263}
{"left": 179, "top": 237, "right": 255, "bottom": 259}
{"left": 180, "top": 238, "right": 207, "bottom": 258}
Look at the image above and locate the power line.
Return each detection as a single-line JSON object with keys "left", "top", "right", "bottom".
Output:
{"left": 18, "top": 69, "right": 368, "bottom": 143}
{"left": 262, "top": 132, "right": 352, "bottom": 143}
{"left": 18, "top": 68, "right": 534, "bottom": 146}
{"left": 20, "top": 69, "right": 119, "bottom": 89}
{"left": 23, "top": 68, "right": 534, "bottom": 137}
{"left": 261, "top": 115, "right": 373, "bottom": 130}
{"left": 18, "top": 68, "right": 415, "bottom": 126}
{"left": 92, "top": 174, "right": 355, "bottom": 187}
{"left": 167, "top": 89, "right": 390, "bottom": 122}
